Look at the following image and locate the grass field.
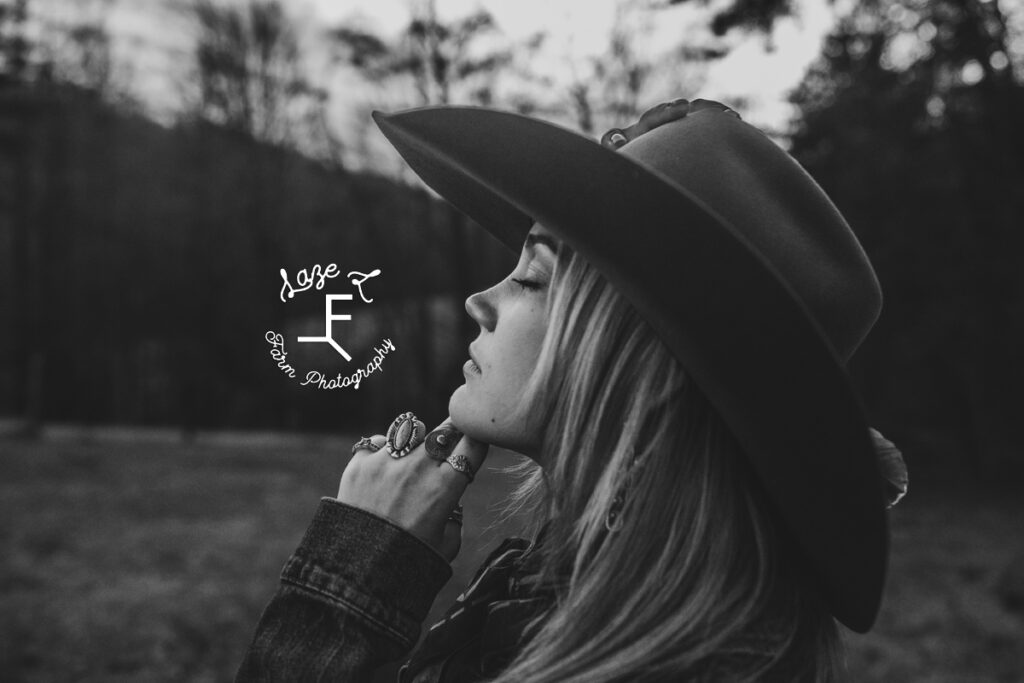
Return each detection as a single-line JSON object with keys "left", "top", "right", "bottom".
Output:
{"left": 2, "top": 435, "right": 1023, "bottom": 682}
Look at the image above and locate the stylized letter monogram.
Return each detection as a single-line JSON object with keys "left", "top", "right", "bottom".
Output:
{"left": 297, "top": 294, "right": 354, "bottom": 361}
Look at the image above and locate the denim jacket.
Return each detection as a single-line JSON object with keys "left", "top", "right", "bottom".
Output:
{"left": 235, "top": 498, "right": 552, "bottom": 683}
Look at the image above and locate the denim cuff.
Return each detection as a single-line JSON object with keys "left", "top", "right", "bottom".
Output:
{"left": 281, "top": 497, "right": 453, "bottom": 648}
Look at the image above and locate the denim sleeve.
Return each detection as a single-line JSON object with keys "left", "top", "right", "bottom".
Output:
{"left": 235, "top": 497, "right": 453, "bottom": 682}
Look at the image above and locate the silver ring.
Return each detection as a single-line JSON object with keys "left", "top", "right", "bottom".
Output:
{"left": 446, "top": 503, "right": 464, "bottom": 525}
{"left": 445, "top": 453, "right": 475, "bottom": 482}
{"left": 425, "top": 426, "right": 462, "bottom": 462}
{"left": 601, "top": 127, "right": 629, "bottom": 149}
{"left": 386, "top": 412, "right": 426, "bottom": 458}
{"left": 351, "top": 436, "right": 381, "bottom": 455}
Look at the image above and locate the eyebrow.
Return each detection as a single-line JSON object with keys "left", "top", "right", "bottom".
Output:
{"left": 525, "top": 233, "right": 559, "bottom": 254}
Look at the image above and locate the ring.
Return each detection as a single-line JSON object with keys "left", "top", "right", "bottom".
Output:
{"left": 425, "top": 426, "right": 462, "bottom": 462}
{"left": 601, "top": 127, "right": 629, "bottom": 149}
{"left": 351, "top": 436, "right": 381, "bottom": 455}
{"left": 445, "top": 453, "right": 475, "bottom": 482}
{"left": 386, "top": 411, "right": 426, "bottom": 458}
{"left": 446, "top": 503, "right": 464, "bottom": 525}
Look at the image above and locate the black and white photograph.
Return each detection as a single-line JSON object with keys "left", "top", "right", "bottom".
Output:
{"left": 2, "top": 0, "right": 1023, "bottom": 680}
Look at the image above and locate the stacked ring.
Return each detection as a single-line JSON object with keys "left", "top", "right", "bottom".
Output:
{"left": 447, "top": 503, "right": 464, "bottom": 525}
{"left": 386, "top": 412, "right": 426, "bottom": 458}
{"left": 351, "top": 436, "right": 381, "bottom": 455}
{"left": 601, "top": 127, "right": 629, "bottom": 149}
{"left": 425, "top": 426, "right": 463, "bottom": 462}
{"left": 445, "top": 453, "right": 475, "bottom": 482}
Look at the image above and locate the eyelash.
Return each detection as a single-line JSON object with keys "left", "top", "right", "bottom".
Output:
{"left": 511, "top": 278, "right": 543, "bottom": 291}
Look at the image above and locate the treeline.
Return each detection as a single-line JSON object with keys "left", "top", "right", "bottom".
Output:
{"left": 789, "top": 0, "right": 1024, "bottom": 480}
{"left": 3, "top": 0, "right": 1024, "bottom": 481}
{"left": 0, "top": 83, "right": 512, "bottom": 434}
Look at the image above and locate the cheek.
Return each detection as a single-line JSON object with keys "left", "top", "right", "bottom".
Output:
{"left": 496, "top": 307, "right": 548, "bottom": 403}
{"left": 449, "top": 302, "right": 548, "bottom": 451}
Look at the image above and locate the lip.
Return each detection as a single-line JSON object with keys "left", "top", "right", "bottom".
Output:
{"left": 467, "top": 346, "right": 483, "bottom": 375}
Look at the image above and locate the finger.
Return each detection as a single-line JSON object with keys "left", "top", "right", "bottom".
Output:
{"left": 440, "top": 514, "right": 463, "bottom": 562}
{"left": 631, "top": 99, "right": 690, "bottom": 138}
{"left": 600, "top": 127, "right": 630, "bottom": 149}
{"left": 689, "top": 98, "right": 740, "bottom": 119}
{"left": 423, "top": 418, "right": 464, "bottom": 462}
{"left": 436, "top": 431, "right": 489, "bottom": 493}
{"left": 350, "top": 433, "right": 387, "bottom": 456}
{"left": 607, "top": 100, "right": 688, "bottom": 148}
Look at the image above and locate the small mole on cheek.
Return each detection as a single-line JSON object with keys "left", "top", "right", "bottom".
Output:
{"left": 490, "top": 418, "right": 496, "bottom": 423}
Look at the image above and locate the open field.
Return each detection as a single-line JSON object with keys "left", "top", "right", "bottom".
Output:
{"left": 2, "top": 436, "right": 1023, "bottom": 682}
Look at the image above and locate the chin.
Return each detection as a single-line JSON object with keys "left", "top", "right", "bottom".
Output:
{"left": 447, "top": 385, "right": 490, "bottom": 441}
{"left": 448, "top": 386, "right": 543, "bottom": 460}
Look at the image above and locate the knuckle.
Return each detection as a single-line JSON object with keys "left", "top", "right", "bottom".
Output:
{"left": 343, "top": 459, "right": 372, "bottom": 484}
{"left": 355, "top": 455, "right": 387, "bottom": 480}
{"left": 637, "top": 106, "right": 661, "bottom": 125}
{"left": 352, "top": 434, "right": 387, "bottom": 456}
{"left": 639, "top": 102, "right": 672, "bottom": 124}
{"left": 634, "top": 100, "right": 690, "bottom": 135}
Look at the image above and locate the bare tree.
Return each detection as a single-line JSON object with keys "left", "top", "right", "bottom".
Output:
{"left": 565, "top": 4, "right": 653, "bottom": 135}
{"left": 329, "top": 0, "right": 536, "bottom": 403}
{"left": 185, "top": 0, "right": 339, "bottom": 163}
{"left": 56, "top": 19, "right": 112, "bottom": 94}
{"left": 176, "top": 0, "right": 335, "bottom": 434}
{"left": 0, "top": 0, "right": 31, "bottom": 86}
{"left": 566, "top": 0, "right": 728, "bottom": 135}
{"left": 330, "top": 0, "right": 526, "bottom": 108}
{"left": 6, "top": 0, "right": 144, "bottom": 109}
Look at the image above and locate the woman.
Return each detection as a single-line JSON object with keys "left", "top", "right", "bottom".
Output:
{"left": 236, "top": 99, "right": 908, "bottom": 682}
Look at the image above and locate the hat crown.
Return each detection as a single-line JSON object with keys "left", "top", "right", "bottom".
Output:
{"left": 619, "top": 107, "right": 882, "bottom": 362}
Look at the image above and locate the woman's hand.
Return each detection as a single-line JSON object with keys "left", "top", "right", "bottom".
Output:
{"left": 337, "top": 415, "right": 488, "bottom": 563}
{"left": 600, "top": 98, "right": 740, "bottom": 149}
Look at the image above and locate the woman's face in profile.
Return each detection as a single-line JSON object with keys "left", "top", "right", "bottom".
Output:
{"left": 448, "top": 224, "right": 558, "bottom": 459}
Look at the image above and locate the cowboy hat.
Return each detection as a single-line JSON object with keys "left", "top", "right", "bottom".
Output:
{"left": 372, "top": 99, "right": 889, "bottom": 633}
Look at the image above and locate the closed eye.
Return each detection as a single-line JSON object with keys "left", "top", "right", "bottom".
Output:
{"left": 511, "top": 278, "right": 543, "bottom": 291}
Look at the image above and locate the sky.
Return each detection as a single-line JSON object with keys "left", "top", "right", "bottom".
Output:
{"left": 25, "top": 0, "right": 842, "bottom": 160}
{"left": 307, "top": 0, "right": 839, "bottom": 131}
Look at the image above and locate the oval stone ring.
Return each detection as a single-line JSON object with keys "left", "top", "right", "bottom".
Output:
{"left": 385, "top": 411, "right": 427, "bottom": 458}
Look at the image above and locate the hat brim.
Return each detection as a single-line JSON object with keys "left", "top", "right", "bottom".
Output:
{"left": 373, "top": 106, "right": 888, "bottom": 633}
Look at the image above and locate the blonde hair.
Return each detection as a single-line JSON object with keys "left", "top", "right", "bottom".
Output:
{"left": 491, "top": 242, "right": 845, "bottom": 682}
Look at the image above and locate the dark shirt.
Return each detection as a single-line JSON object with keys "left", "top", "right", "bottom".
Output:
{"left": 235, "top": 498, "right": 552, "bottom": 682}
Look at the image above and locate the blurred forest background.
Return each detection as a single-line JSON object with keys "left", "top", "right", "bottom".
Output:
{"left": 0, "top": 0, "right": 1021, "bottom": 481}
{"left": 2, "top": 0, "right": 1024, "bottom": 681}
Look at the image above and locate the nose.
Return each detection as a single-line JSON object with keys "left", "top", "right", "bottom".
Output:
{"left": 465, "top": 285, "right": 497, "bottom": 333}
